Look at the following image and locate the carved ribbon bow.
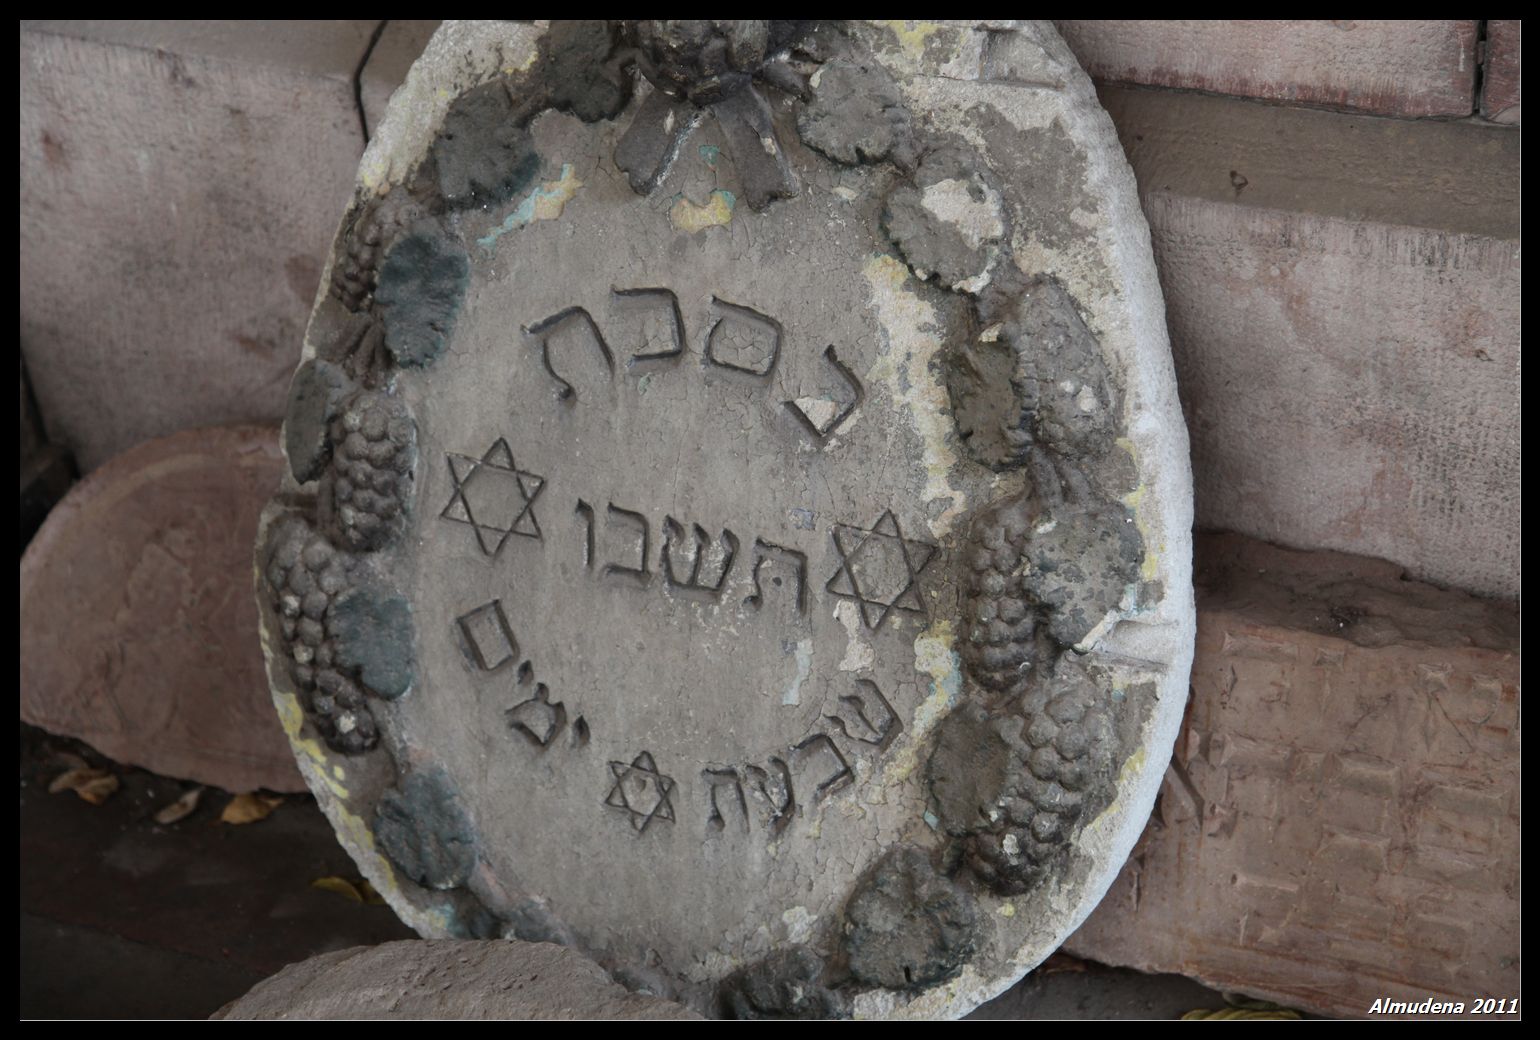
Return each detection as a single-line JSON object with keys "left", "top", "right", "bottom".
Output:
{"left": 614, "top": 20, "right": 813, "bottom": 210}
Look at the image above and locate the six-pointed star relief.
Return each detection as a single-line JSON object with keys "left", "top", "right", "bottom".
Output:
{"left": 605, "top": 752, "right": 677, "bottom": 834}
{"left": 825, "top": 509, "right": 939, "bottom": 631}
{"left": 440, "top": 438, "right": 546, "bottom": 556}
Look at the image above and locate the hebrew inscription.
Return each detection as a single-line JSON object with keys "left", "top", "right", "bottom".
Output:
{"left": 511, "top": 287, "right": 865, "bottom": 449}
{"left": 661, "top": 517, "right": 740, "bottom": 601}
{"left": 455, "top": 599, "right": 518, "bottom": 672}
{"left": 526, "top": 306, "right": 614, "bottom": 401}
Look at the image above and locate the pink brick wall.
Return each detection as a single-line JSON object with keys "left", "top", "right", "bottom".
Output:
{"left": 1056, "top": 20, "right": 1479, "bottom": 117}
{"left": 1482, "top": 20, "right": 1522, "bottom": 123}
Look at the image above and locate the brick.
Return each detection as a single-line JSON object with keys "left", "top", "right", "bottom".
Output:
{"left": 1056, "top": 20, "right": 1478, "bottom": 117}
{"left": 359, "top": 21, "right": 441, "bottom": 138}
{"left": 20, "top": 21, "right": 379, "bottom": 471}
{"left": 1099, "top": 85, "right": 1521, "bottom": 600}
{"left": 20, "top": 425, "right": 304, "bottom": 793}
{"left": 1482, "top": 20, "right": 1522, "bottom": 124}
{"left": 1066, "top": 533, "right": 1520, "bottom": 1019}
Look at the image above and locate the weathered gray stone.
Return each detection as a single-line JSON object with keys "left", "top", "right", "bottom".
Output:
{"left": 213, "top": 940, "right": 701, "bottom": 1019}
{"left": 258, "top": 20, "right": 1194, "bottom": 1019}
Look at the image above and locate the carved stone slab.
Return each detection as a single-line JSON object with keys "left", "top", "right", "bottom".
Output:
{"left": 214, "top": 940, "right": 701, "bottom": 1020}
{"left": 22, "top": 425, "right": 305, "bottom": 794}
{"left": 257, "top": 20, "right": 1194, "bottom": 1018}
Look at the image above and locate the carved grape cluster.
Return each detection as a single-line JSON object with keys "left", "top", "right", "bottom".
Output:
{"left": 959, "top": 493, "right": 1039, "bottom": 696}
{"left": 330, "top": 195, "right": 424, "bottom": 313}
{"left": 265, "top": 518, "right": 379, "bottom": 754}
{"left": 328, "top": 389, "right": 416, "bottom": 552}
{"left": 964, "top": 660, "right": 1114, "bottom": 896}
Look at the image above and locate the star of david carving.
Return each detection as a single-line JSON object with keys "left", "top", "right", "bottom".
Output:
{"left": 439, "top": 438, "right": 545, "bottom": 556}
{"left": 825, "top": 509, "right": 939, "bottom": 631}
{"left": 604, "top": 752, "right": 676, "bottom": 834}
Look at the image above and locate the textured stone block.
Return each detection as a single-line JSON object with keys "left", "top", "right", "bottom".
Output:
{"left": 1065, "top": 533, "right": 1521, "bottom": 1018}
{"left": 1482, "top": 20, "right": 1522, "bottom": 124}
{"left": 1056, "top": 20, "right": 1478, "bottom": 117}
{"left": 214, "top": 940, "right": 700, "bottom": 1019}
{"left": 1100, "top": 85, "right": 1521, "bottom": 600}
{"left": 20, "top": 425, "right": 304, "bottom": 793}
{"left": 20, "top": 20, "right": 379, "bottom": 472}
{"left": 360, "top": 21, "right": 441, "bottom": 137}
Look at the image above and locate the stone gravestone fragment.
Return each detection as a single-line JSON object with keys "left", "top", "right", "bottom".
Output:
{"left": 214, "top": 940, "right": 701, "bottom": 1020}
{"left": 257, "top": 20, "right": 1193, "bottom": 1018}
{"left": 23, "top": 425, "right": 305, "bottom": 793}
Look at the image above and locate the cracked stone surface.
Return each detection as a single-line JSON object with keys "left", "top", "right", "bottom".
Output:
{"left": 259, "top": 20, "right": 1193, "bottom": 1020}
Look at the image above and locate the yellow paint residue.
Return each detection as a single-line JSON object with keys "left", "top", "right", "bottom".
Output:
{"left": 670, "top": 189, "right": 736, "bottom": 232}
{"left": 275, "top": 690, "right": 349, "bottom": 801}
{"left": 862, "top": 254, "right": 968, "bottom": 538}
{"left": 878, "top": 20, "right": 944, "bottom": 62}
{"left": 528, "top": 165, "right": 582, "bottom": 221}
{"left": 1116, "top": 436, "right": 1161, "bottom": 582}
{"left": 997, "top": 903, "right": 1016, "bottom": 918}
{"left": 1086, "top": 746, "right": 1148, "bottom": 834}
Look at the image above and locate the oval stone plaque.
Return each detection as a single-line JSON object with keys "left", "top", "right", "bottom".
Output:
{"left": 258, "top": 20, "right": 1194, "bottom": 1018}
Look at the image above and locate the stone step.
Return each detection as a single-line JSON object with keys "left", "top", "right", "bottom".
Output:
{"left": 1099, "top": 83, "right": 1520, "bottom": 601}
{"left": 1065, "top": 531, "right": 1521, "bottom": 1019}
{"left": 1055, "top": 20, "right": 1480, "bottom": 118}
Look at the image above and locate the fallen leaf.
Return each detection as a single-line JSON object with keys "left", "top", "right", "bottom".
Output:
{"left": 1037, "top": 952, "right": 1089, "bottom": 976}
{"left": 312, "top": 876, "right": 365, "bottom": 902}
{"left": 48, "top": 767, "right": 121, "bottom": 804}
{"left": 220, "top": 793, "right": 283, "bottom": 825}
{"left": 154, "top": 787, "right": 204, "bottom": 825}
{"left": 1185, "top": 996, "right": 1303, "bottom": 1021}
{"left": 311, "top": 876, "right": 389, "bottom": 906}
{"left": 1181, "top": 1008, "right": 1302, "bottom": 1020}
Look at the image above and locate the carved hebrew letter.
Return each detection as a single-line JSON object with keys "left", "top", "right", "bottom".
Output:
{"left": 826, "top": 678, "right": 901, "bottom": 751}
{"left": 611, "top": 286, "right": 686, "bottom": 365}
{"left": 602, "top": 503, "right": 651, "bottom": 586}
{"left": 661, "top": 516, "right": 739, "bottom": 601}
{"left": 784, "top": 345, "right": 864, "bottom": 443}
{"left": 704, "top": 297, "right": 781, "bottom": 379}
{"left": 744, "top": 538, "right": 808, "bottom": 617}
{"left": 525, "top": 306, "right": 615, "bottom": 401}
{"left": 703, "top": 767, "right": 750, "bottom": 833}
{"left": 745, "top": 757, "right": 796, "bottom": 835}
{"left": 791, "top": 733, "right": 854, "bottom": 801}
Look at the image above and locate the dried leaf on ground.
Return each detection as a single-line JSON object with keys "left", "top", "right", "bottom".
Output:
{"left": 1182, "top": 1008, "right": 1303, "bottom": 1020}
{"left": 220, "top": 792, "right": 283, "bottom": 825}
{"left": 1037, "top": 952, "right": 1089, "bottom": 975}
{"left": 48, "top": 767, "right": 121, "bottom": 805}
{"left": 1185, "top": 996, "right": 1304, "bottom": 1021}
{"left": 153, "top": 787, "right": 204, "bottom": 825}
{"left": 311, "top": 876, "right": 388, "bottom": 906}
